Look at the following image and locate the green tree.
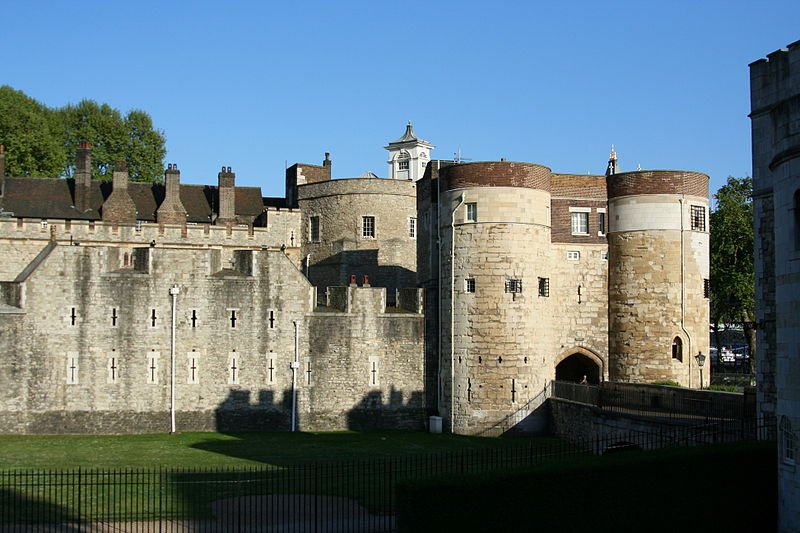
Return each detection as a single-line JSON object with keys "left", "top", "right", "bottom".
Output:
{"left": 0, "top": 86, "right": 66, "bottom": 177}
{"left": 0, "top": 87, "right": 166, "bottom": 182}
{"left": 709, "top": 176, "right": 755, "bottom": 374}
{"left": 124, "top": 110, "right": 167, "bottom": 182}
{"left": 58, "top": 101, "right": 167, "bottom": 182}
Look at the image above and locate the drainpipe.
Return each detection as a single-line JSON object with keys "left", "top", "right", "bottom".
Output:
{"left": 291, "top": 320, "right": 300, "bottom": 431}
{"left": 678, "top": 198, "right": 693, "bottom": 387}
{"left": 168, "top": 284, "right": 180, "bottom": 433}
{"left": 450, "top": 193, "right": 465, "bottom": 432}
{"left": 436, "top": 161, "right": 443, "bottom": 419}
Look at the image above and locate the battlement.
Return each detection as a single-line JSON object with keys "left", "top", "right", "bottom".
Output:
{"left": 750, "top": 39, "right": 800, "bottom": 114}
{"left": 0, "top": 209, "right": 301, "bottom": 249}
{"left": 323, "top": 284, "right": 423, "bottom": 315}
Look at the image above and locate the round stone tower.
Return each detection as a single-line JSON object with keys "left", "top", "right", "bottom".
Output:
{"left": 438, "top": 161, "right": 553, "bottom": 434}
{"left": 606, "top": 170, "right": 709, "bottom": 387}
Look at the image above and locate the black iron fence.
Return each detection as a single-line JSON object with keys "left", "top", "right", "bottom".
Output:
{"left": 0, "top": 420, "right": 775, "bottom": 532}
{"left": 551, "top": 380, "right": 751, "bottom": 421}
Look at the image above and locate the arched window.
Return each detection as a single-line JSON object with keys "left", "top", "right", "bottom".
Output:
{"left": 671, "top": 337, "right": 683, "bottom": 362}
{"left": 123, "top": 252, "right": 130, "bottom": 267}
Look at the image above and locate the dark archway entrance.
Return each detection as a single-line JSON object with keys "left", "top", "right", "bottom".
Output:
{"left": 556, "top": 353, "right": 601, "bottom": 384}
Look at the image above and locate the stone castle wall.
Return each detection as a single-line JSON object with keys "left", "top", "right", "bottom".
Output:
{"left": 0, "top": 243, "right": 424, "bottom": 434}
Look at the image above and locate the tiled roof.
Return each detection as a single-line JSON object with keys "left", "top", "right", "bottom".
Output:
{"left": 0, "top": 176, "right": 268, "bottom": 223}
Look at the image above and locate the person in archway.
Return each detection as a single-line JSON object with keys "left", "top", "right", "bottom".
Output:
{"left": 579, "top": 375, "right": 588, "bottom": 385}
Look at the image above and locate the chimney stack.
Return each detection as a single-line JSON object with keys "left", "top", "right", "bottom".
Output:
{"left": 323, "top": 151, "right": 332, "bottom": 179}
{"left": 74, "top": 141, "right": 92, "bottom": 212}
{"left": 102, "top": 160, "right": 137, "bottom": 223}
{"left": 156, "top": 163, "right": 188, "bottom": 224}
{"left": 216, "top": 166, "right": 237, "bottom": 226}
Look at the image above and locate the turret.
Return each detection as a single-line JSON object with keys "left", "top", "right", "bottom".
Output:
{"left": 436, "top": 161, "right": 553, "bottom": 434}
{"left": 606, "top": 170, "right": 709, "bottom": 387}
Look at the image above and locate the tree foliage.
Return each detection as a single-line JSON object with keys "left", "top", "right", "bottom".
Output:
{"left": 709, "top": 176, "right": 756, "bottom": 371}
{"left": 0, "top": 86, "right": 166, "bottom": 182}
{"left": 0, "top": 86, "right": 66, "bottom": 177}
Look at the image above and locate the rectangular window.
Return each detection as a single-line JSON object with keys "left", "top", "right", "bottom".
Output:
{"left": 466, "top": 203, "right": 477, "bottom": 222}
{"left": 465, "top": 278, "right": 476, "bottom": 293}
{"left": 135, "top": 220, "right": 144, "bottom": 232}
{"left": 571, "top": 212, "right": 589, "bottom": 235}
{"left": 40, "top": 219, "right": 48, "bottom": 230}
{"left": 597, "top": 209, "right": 606, "bottom": 236}
{"left": 408, "top": 217, "right": 417, "bottom": 239}
{"left": 538, "top": 277, "right": 550, "bottom": 297}
{"left": 566, "top": 250, "right": 580, "bottom": 261}
{"left": 309, "top": 216, "right": 320, "bottom": 242}
{"left": 398, "top": 160, "right": 409, "bottom": 170}
{"left": 691, "top": 205, "right": 706, "bottom": 231}
{"left": 362, "top": 216, "right": 375, "bottom": 238}
{"left": 505, "top": 278, "right": 523, "bottom": 294}
{"left": 704, "top": 278, "right": 710, "bottom": 299}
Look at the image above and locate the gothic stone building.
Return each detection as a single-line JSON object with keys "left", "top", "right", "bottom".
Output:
{"left": 0, "top": 123, "right": 709, "bottom": 436}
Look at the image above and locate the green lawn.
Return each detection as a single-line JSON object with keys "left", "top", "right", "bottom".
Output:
{"left": 0, "top": 431, "right": 577, "bottom": 524}
{"left": 0, "top": 430, "right": 564, "bottom": 470}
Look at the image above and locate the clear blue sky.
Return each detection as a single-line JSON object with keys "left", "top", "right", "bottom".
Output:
{"left": 3, "top": 0, "right": 798, "bottom": 198}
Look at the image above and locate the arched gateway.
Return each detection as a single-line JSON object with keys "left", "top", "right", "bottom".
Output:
{"left": 555, "top": 348, "right": 603, "bottom": 384}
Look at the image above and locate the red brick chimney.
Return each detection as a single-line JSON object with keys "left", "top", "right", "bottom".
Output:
{"left": 157, "top": 163, "right": 188, "bottom": 224}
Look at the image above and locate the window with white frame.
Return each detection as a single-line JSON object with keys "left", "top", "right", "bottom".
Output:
{"left": 408, "top": 217, "right": 417, "bottom": 239}
{"left": 570, "top": 208, "right": 590, "bottom": 235}
{"left": 309, "top": 216, "right": 320, "bottom": 242}
{"left": 597, "top": 209, "right": 606, "bottom": 236}
{"left": 398, "top": 159, "right": 410, "bottom": 170}
{"left": 466, "top": 203, "right": 477, "bottom": 222}
{"left": 566, "top": 250, "right": 580, "bottom": 261}
{"left": 465, "top": 278, "right": 476, "bottom": 293}
{"left": 362, "top": 216, "right": 375, "bottom": 238}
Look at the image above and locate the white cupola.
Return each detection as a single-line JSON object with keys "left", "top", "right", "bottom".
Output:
{"left": 385, "top": 122, "right": 434, "bottom": 181}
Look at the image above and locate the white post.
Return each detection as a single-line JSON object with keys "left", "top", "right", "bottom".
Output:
{"left": 291, "top": 320, "right": 300, "bottom": 432}
{"left": 169, "top": 284, "right": 180, "bottom": 433}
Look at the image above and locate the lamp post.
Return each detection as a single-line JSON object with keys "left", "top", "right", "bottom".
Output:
{"left": 695, "top": 351, "right": 706, "bottom": 389}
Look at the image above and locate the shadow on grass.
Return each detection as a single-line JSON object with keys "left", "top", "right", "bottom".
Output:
{"left": 0, "top": 486, "right": 81, "bottom": 530}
